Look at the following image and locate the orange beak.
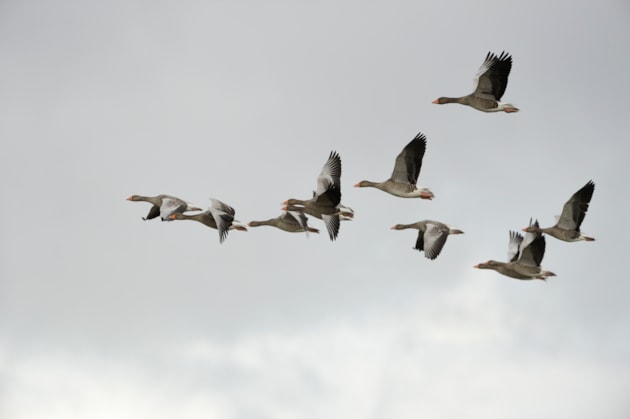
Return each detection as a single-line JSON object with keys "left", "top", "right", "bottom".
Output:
{"left": 432, "top": 99, "right": 439, "bottom": 104}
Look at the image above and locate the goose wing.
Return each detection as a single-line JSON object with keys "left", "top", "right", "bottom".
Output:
{"left": 143, "top": 205, "right": 161, "bottom": 221}
{"left": 209, "top": 198, "right": 236, "bottom": 217}
{"left": 556, "top": 181, "right": 595, "bottom": 231}
{"left": 321, "top": 214, "right": 340, "bottom": 241}
{"left": 507, "top": 231, "right": 524, "bottom": 262}
{"left": 314, "top": 151, "right": 342, "bottom": 206}
{"left": 472, "top": 51, "right": 513, "bottom": 101}
{"left": 315, "top": 151, "right": 341, "bottom": 195}
{"left": 413, "top": 229, "right": 425, "bottom": 253}
{"left": 207, "top": 198, "right": 236, "bottom": 243}
{"left": 390, "top": 133, "right": 427, "bottom": 185}
{"left": 422, "top": 223, "right": 449, "bottom": 260}
{"left": 518, "top": 220, "right": 546, "bottom": 267}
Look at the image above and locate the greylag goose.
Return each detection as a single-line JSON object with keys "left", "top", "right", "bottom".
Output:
{"left": 126, "top": 194, "right": 201, "bottom": 221}
{"left": 354, "top": 132, "right": 434, "bottom": 199}
{"left": 248, "top": 211, "right": 319, "bottom": 236}
{"left": 168, "top": 198, "right": 246, "bottom": 243}
{"left": 390, "top": 220, "right": 463, "bottom": 260}
{"left": 433, "top": 51, "right": 519, "bottom": 113}
{"left": 522, "top": 180, "right": 595, "bottom": 242}
{"left": 474, "top": 220, "right": 556, "bottom": 280}
{"left": 283, "top": 151, "right": 343, "bottom": 241}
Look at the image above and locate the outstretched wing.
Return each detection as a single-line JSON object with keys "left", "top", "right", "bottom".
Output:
{"left": 422, "top": 223, "right": 449, "bottom": 260}
{"left": 556, "top": 180, "right": 595, "bottom": 231}
{"left": 472, "top": 51, "right": 513, "bottom": 101}
{"left": 518, "top": 220, "right": 546, "bottom": 267}
{"left": 507, "top": 230, "right": 524, "bottom": 262}
{"left": 390, "top": 133, "right": 427, "bottom": 185}
{"left": 313, "top": 151, "right": 342, "bottom": 207}
{"left": 321, "top": 214, "right": 340, "bottom": 241}
{"left": 315, "top": 151, "right": 341, "bottom": 194}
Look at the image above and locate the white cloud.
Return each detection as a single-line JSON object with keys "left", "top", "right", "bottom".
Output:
{"left": 3, "top": 284, "right": 627, "bottom": 419}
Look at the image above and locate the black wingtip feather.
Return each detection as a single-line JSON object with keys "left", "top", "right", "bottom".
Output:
{"left": 413, "top": 132, "right": 427, "bottom": 143}
{"left": 486, "top": 50, "right": 512, "bottom": 63}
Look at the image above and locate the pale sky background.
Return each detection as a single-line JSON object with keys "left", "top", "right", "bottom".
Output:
{"left": 1, "top": 1, "right": 630, "bottom": 418}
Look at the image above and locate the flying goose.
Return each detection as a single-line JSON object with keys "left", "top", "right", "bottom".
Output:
{"left": 354, "top": 132, "right": 434, "bottom": 199}
{"left": 168, "top": 198, "right": 246, "bottom": 243}
{"left": 522, "top": 181, "right": 595, "bottom": 242}
{"left": 391, "top": 220, "right": 463, "bottom": 260}
{"left": 433, "top": 51, "right": 519, "bottom": 113}
{"left": 474, "top": 220, "right": 556, "bottom": 280}
{"left": 126, "top": 194, "right": 201, "bottom": 221}
{"left": 283, "top": 151, "right": 343, "bottom": 241}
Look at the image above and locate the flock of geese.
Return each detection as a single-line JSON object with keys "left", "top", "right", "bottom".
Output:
{"left": 127, "top": 51, "right": 596, "bottom": 281}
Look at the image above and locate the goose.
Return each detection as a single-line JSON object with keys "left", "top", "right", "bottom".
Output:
{"left": 474, "top": 220, "right": 556, "bottom": 280}
{"left": 283, "top": 151, "right": 343, "bottom": 241}
{"left": 354, "top": 132, "right": 434, "bottom": 199}
{"left": 433, "top": 51, "right": 519, "bottom": 113}
{"left": 248, "top": 211, "right": 319, "bottom": 236}
{"left": 168, "top": 198, "right": 246, "bottom": 243}
{"left": 522, "top": 180, "right": 595, "bottom": 242}
{"left": 390, "top": 220, "right": 463, "bottom": 260}
{"left": 126, "top": 194, "right": 201, "bottom": 221}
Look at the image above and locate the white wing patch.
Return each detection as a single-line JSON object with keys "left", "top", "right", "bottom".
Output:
{"left": 507, "top": 231, "right": 523, "bottom": 262}
{"left": 160, "top": 197, "right": 185, "bottom": 220}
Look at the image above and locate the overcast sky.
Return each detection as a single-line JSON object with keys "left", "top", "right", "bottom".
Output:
{"left": 1, "top": 0, "right": 630, "bottom": 418}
